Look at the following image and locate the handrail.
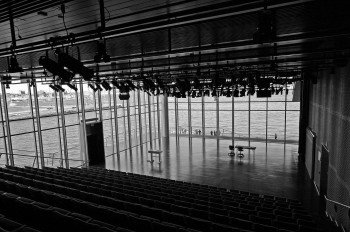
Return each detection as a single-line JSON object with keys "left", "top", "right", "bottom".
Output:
{"left": 325, "top": 195, "right": 350, "bottom": 209}
{"left": 0, "top": 152, "right": 83, "bottom": 162}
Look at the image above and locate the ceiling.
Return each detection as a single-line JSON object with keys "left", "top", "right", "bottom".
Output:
{"left": 0, "top": 0, "right": 349, "bottom": 82}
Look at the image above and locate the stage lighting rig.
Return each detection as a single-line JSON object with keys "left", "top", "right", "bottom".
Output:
{"left": 8, "top": 56, "right": 23, "bottom": 73}
{"left": 88, "top": 83, "right": 98, "bottom": 92}
{"left": 49, "top": 84, "right": 65, "bottom": 92}
{"left": 257, "top": 89, "right": 271, "bottom": 98}
{"left": 95, "top": 83, "right": 103, "bottom": 91}
{"left": 49, "top": 84, "right": 59, "bottom": 92}
{"left": 94, "top": 40, "right": 110, "bottom": 63}
{"left": 101, "top": 80, "right": 112, "bottom": 91}
{"left": 39, "top": 56, "right": 73, "bottom": 83}
{"left": 240, "top": 88, "right": 246, "bottom": 97}
{"left": 119, "top": 92, "right": 130, "bottom": 100}
{"left": 233, "top": 88, "right": 239, "bottom": 97}
{"left": 125, "top": 80, "right": 137, "bottom": 91}
{"left": 55, "top": 85, "right": 65, "bottom": 92}
{"left": 253, "top": 9, "right": 276, "bottom": 43}
{"left": 58, "top": 52, "right": 94, "bottom": 81}
{"left": 66, "top": 83, "right": 78, "bottom": 91}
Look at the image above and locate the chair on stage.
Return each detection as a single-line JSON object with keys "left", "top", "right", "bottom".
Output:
{"left": 228, "top": 146, "right": 235, "bottom": 157}
{"left": 236, "top": 146, "right": 244, "bottom": 158}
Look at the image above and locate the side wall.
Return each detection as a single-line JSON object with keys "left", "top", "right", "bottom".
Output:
{"left": 307, "top": 64, "right": 350, "bottom": 230}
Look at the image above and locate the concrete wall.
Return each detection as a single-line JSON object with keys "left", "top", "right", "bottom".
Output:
{"left": 307, "top": 63, "right": 350, "bottom": 230}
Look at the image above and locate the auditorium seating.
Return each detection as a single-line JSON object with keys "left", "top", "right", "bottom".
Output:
{"left": 0, "top": 166, "right": 341, "bottom": 232}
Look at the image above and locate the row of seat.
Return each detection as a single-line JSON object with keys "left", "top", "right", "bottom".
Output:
{"left": 0, "top": 189, "right": 125, "bottom": 232}
{"left": 1, "top": 166, "right": 318, "bottom": 232}
{"left": 0, "top": 169, "right": 248, "bottom": 232}
{"left": 1, "top": 166, "right": 337, "bottom": 232}
{"left": 70, "top": 167, "right": 303, "bottom": 210}
{"left": 7, "top": 166, "right": 310, "bottom": 223}
{"left": 0, "top": 212, "right": 40, "bottom": 232}
{"left": 76, "top": 167, "right": 301, "bottom": 205}
{"left": 42, "top": 167, "right": 306, "bottom": 215}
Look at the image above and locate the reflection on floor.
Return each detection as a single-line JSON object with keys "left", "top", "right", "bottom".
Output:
{"left": 106, "top": 136, "right": 312, "bottom": 202}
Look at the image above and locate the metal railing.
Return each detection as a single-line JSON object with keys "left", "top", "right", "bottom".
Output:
{"left": 324, "top": 195, "right": 349, "bottom": 232}
{"left": 325, "top": 195, "right": 350, "bottom": 209}
{"left": 0, "top": 152, "right": 83, "bottom": 168}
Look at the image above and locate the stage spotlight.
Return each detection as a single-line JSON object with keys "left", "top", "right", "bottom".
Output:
{"left": 101, "top": 80, "right": 112, "bottom": 91}
{"left": 66, "top": 83, "right": 78, "bottom": 91}
{"left": 8, "top": 56, "right": 23, "bottom": 73}
{"left": 125, "top": 80, "right": 137, "bottom": 90}
{"left": 111, "top": 79, "right": 120, "bottom": 88}
{"left": 58, "top": 53, "right": 94, "bottom": 81}
{"left": 119, "top": 92, "right": 130, "bottom": 100}
{"left": 39, "top": 56, "right": 73, "bottom": 82}
{"left": 95, "top": 83, "right": 103, "bottom": 91}
{"left": 49, "top": 84, "right": 59, "bottom": 92}
{"left": 94, "top": 41, "right": 110, "bottom": 63}
{"left": 88, "top": 83, "right": 97, "bottom": 92}
{"left": 233, "top": 89, "right": 239, "bottom": 97}
{"left": 257, "top": 89, "right": 271, "bottom": 98}
{"left": 55, "top": 85, "right": 65, "bottom": 92}
{"left": 191, "top": 90, "right": 196, "bottom": 98}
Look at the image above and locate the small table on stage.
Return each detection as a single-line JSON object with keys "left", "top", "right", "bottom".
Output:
{"left": 148, "top": 150, "right": 162, "bottom": 164}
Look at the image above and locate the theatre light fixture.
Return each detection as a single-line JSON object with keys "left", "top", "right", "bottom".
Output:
{"left": 58, "top": 52, "right": 94, "bottom": 81}
{"left": 39, "top": 56, "right": 73, "bottom": 82}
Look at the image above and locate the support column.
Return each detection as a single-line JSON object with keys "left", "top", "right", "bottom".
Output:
{"left": 133, "top": 91, "right": 138, "bottom": 146}
{"left": 59, "top": 90, "right": 69, "bottom": 168}
{"left": 284, "top": 82, "right": 288, "bottom": 143}
{"left": 127, "top": 98, "right": 132, "bottom": 154}
{"left": 248, "top": 93, "right": 251, "bottom": 145}
{"left": 108, "top": 90, "right": 115, "bottom": 155}
{"left": 188, "top": 97, "right": 192, "bottom": 138}
{"left": 137, "top": 89, "right": 143, "bottom": 152}
{"left": 266, "top": 97, "right": 268, "bottom": 148}
{"left": 0, "top": 88, "right": 9, "bottom": 165}
{"left": 1, "top": 83, "right": 13, "bottom": 166}
{"left": 54, "top": 91, "right": 63, "bottom": 167}
{"left": 79, "top": 81, "right": 88, "bottom": 166}
{"left": 175, "top": 97, "right": 178, "bottom": 137}
{"left": 98, "top": 90, "right": 103, "bottom": 121}
{"left": 232, "top": 91, "right": 234, "bottom": 146}
{"left": 216, "top": 95, "right": 219, "bottom": 139}
{"left": 32, "top": 82, "right": 45, "bottom": 168}
{"left": 112, "top": 88, "right": 120, "bottom": 156}
{"left": 202, "top": 95, "right": 205, "bottom": 138}
{"left": 28, "top": 83, "right": 39, "bottom": 168}
{"left": 143, "top": 93, "right": 148, "bottom": 148}
{"left": 157, "top": 95, "right": 162, "bottom": 149}
{"left": 148, "top": 95, "right": 153, "bottom": 149}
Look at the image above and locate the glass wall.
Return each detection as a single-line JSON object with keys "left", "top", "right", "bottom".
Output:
{"left": 0, "top": 80, "right": 161, "bottom": 168}
{"left": 168, "top": 84, "right": 300, "bottom": 145}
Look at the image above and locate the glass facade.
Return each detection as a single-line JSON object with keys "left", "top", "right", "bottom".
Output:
{"left": 0, "top": 81, "right": 161, "bottom": 168}
{"left": 168, "top": 84, "right": 300, "bottom": 146}
{"left": 0, "top": 80, "right": 299, "bottom": 168}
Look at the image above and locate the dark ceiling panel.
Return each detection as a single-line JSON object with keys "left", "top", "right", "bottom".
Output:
{"left": 0, "top": 0, "right": 348, "bottom": 76}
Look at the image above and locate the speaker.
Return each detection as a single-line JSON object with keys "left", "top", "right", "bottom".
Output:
{"left": 86, "top": 121, "right": 105, "bottom": 166}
